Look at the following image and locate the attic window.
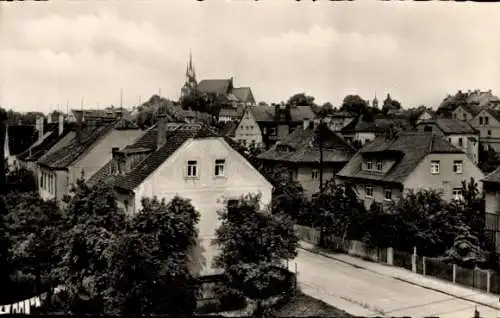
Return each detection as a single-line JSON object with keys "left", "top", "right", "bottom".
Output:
{"left": 277, "top": 144, "right": 292, "bottom": 152}
{"left": 424, "top": 125, "right": 432, "bottom": 132}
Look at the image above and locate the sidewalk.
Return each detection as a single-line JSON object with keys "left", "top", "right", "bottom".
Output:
{"left": 299, "top": 241, "right": 500, "bottom": 311}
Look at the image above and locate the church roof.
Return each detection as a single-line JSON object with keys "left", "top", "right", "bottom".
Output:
{"left": 198, "top": 79, "right": 232, "bottom": 95}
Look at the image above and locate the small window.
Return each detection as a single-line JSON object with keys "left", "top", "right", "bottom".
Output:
{"left": 480, "top": 117, "right": 484, "bottom": 125}
{"left": 215, "top": 159, "right": 226, "bottom": 177}
{"left": 452, "top": 188, "right": 463, "bottom": 201}
{"left": 311, "top": 168, "right": 319, "bottom": 180}
{"left": 448, "top": 137, "right": 452, "bottom": 143}
{"left": 424, "top": 125, "right": 432, "bottom": 132}
{"left": 431, "top": 160, "right": 440, "bottom": 174}
{"left": 187, "top": 160, "right": 198, "bottom": 177}
{"left": 376, "top": 161, "right": 383, "bottom": 172}
{"left": 453, "top": 160, "right": 463, "bottom": 174}
{"left": 366, "top": 161, "right": 373, "bottom": 170}
{"left": 458, "top": 138, "right": 463, "bottom": 147}
{"left": 365, "top": 185, "right": 374, "bottom": 198}
{"left": 384, "top": 189, "right": 392, "bottom": 201}
{"left": 124, "top": 200, "right": 129, "bottom": 211}
{"left": 485, "top": 117, "right": 489, "bottom": 125}
{"left": 488, "top": 130, "right": 492, "bottom": 136}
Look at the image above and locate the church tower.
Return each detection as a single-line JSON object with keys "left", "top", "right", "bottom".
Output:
{"left": 372, "top": 92, "right": 379, "bottom": 109}
{"left": 180, "top": 51, "right": 198, "bottom": 101}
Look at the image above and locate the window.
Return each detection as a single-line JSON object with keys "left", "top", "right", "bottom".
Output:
{"left": 431, "top": 160, "right": 440, "bottom": 174}
{"left": 488, "top": 130, "right": 492, "bottom": 136}
{"left": 365, "top": 185, "right": 374, "bottom": 198}
{"left": 366, "top": 161, "right": 373, "bottom": 170}
{"left": 124, "top": 200, "right": 129, "bottom": 212}
{"left": 311, "top": 169, "right": 319, "bottom": 180}
{"left": 485, "top": 117, "right": 489, "bottom": 125}
{"left": 215, "top": 159, "right": 225, "bottom": 177}
{"left": 480, "top": 117, "right": 484, "bottom": 125}
{"left": 376, "top": 161, "right": 383, "bottom": 172}
{"left": 458, "top": 137, "right": 463, "bottom": 147}
{"left": 448, "top": 137, "right": 452, "bottom": 143}
{"left": 453, "top": 160, "right": 463, "bottom": 174}
{"left": 464, "top": 114, "right": 467, "bottom": 120}
{"left": 40, "top": 174, "right": 43, "bottom": 188}
{"left": 384, "top": 189, "right": 392, "bottom": 201}
{"left": 187, "top": 160, "right": 198, "bottom": 177}
{"left": 452, "top": 188, "right": 463, "bottom": 201}
{"left": 424, "top": 125, "right": 432, "bottom": 132}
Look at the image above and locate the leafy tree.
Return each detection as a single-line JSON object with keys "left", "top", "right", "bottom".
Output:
{"left": 0, "top": 196, "right": 12, "bottom": 303}
{"left": 6, "top": 167, "right": 38, "bottom": 194}
{"left": 106, "top": 196, "right": 200, "bottom": 316}
{"left": 287, "top": 93, "right": 315, "bottom": 107}
{"left": 444, "top": 227, "right": 486, "bottom": 268}
{"left": 362, "top": 202, "right": 402, "bottom": 249}
{"left": 212, "top": 194, "right": 298, "bottom": 314}
{"left": 478, "top": 143, "right": 499, "bottom": 174}
{"left": 382, "top": 93, "right": 402, "bottom": 114}
{"left": 339, "top": 95, "right": 369, "bottom": 115}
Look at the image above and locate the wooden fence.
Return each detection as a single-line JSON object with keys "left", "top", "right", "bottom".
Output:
{"left": 295, "top": 225, "right": 498, "bottom": 295}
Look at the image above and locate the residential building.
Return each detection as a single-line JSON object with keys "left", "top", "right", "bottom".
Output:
{"left": 232, "top": 106, "right": 263, "bottom": 148}
{"left": 482, "top": 167, "right": 500, "bottom": 260}
{"left": 16, "top": 115, "right": 73, "bottom": 174}
{"left": 69, "top": 108, "right": 128, "bottom": 124}
{"left": 36, "top": 118, "right": 144, "bottom": 201}
{"left": 416, "top": 118, "right": 479, "bottom": 165}
{"left": 250, "top": 104, "right": 316, "bottom": 149}
{"left": 88, "top": 120, "right": 272, "bottom": 275}
{"left": 325, "top": 111, "right": 357, "bottom": 132}
{"left": 340, "top": 115, "right": 413, "bottom": 146}
{"left": 336, "top": 132, "right": 485, "bottom": 209}
{"left": 470, "top": 108, "right": 500, "bottom": 153}
{"left": 257, "top": 122, "right": 356, "bottom": 197}
{"left": 218, "top": 106, "right": 245, "bottom": 123}
{"left": 452, "top": 104, "right": 481, "bottom": 122}
{"left": 415, "top": 109, "right": 434, "bottom": 125}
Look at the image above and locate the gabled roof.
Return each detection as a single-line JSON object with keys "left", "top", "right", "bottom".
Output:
{"left": 16, "top": 124, "right": 76, "bottom": 162}
{"left": 483, "top": 166, "right": 500, "bottom": 184}
{"left": 38, "top": 118, "right": 134, "bottom": 169}
{"left": 341, "top": 116, "right": 412, "bottom": 133}
{"left": 250, "top": 105, "right": 315, "bottom": 123}
{"left": 456, "top": 104, "right": 481, "bottom": 117}
{"left": 484, "top": 108, "right": 500, "bottom": 123}
{"left": 257, "top": 126, "right": 356, "bottom": 163}
{"left": 417, "top": 118, "right": 477, "bottom": 135}
{"left": 198, "top": 79, "right": 232, "bottom": 95}
{"left": 231, "top": 87, "right": 254, "bottom": 103}
{"left": 337, "top": 132, "right": 462, "bottom": 185}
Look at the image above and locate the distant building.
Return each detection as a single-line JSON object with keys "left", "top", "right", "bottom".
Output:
{"left": 469, "top": 108, "right": 500, "bottom": 153}
{"left": 231, "top": 107, "right": 263, "bottom": 148}
{"left": 482, "top": 167, "right": 500, "bottom": 261}
{"left": 336, "top": 132, "right": 484, "bottom": 209}
{"left": 326, "top": 111, "right": 357, "bottom": 132}
{"left": 340, "top": 115, "right": 413, "bottom": 146}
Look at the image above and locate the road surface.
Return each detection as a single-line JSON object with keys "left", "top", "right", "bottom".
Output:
{"left": 289, "top": 249, "right": 499, "bottom": 318}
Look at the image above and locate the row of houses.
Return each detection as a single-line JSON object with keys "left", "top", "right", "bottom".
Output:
{"left": 11, "top": 113, "right": 273, "bottom": 276}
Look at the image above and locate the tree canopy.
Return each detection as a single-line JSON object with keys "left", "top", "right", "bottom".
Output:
{"left": 287, "top": 93, "right": 316, "bottom": 107}
{"left": 339, "top": 95, "right": 369, "bottom": 114}
{"left": 382, "top": 93, "right": 402, "bottom": 114}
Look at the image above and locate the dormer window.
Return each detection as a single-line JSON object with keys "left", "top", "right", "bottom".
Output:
{"left": 485, "top": 117, "right": 489, "bottom": 125}
{"left": 479, "top": 117, "right": 484, "bottom": 125}
{"left": 366, "top": 161, "right": 373, "bottom": 170}
{"left": 376, "top": 161, "right": 383, "bottom": 172}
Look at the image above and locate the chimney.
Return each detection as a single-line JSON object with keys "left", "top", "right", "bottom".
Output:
{"left": 156, "top": 116, "right": 167, "bottom": 149}
{"left": 36, "top": 116, "right": 44, "bottom": 141}
{"left": 58, "top": 114, "right": 64, "bottom": 136}
{"left": 303, "top": 118, "right": 310, "bottom": 130}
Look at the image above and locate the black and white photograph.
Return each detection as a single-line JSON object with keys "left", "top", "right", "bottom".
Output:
{"left": 1, "top": 0, "right": 500, "bottom": 317}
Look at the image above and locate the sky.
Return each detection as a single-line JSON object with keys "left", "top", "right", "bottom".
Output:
{"left": 1, "top": 0, "right": 500, "bottom": 113}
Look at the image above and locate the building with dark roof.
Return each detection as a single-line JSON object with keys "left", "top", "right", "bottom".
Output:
{"left": 88, "top": 119, "right": 272, "bottom": 276}
{"left": 336, "top": 132, "right": 484, "bottom": 208}
{"left": 258, "top": 123, "right": 356, "bottom": 197}
{"left": 416, "top": 118, "right": 479, "bottom": 164}
{"left": 340, "top": 115, "right": 413, "bottom": 146}
{"left": 36, "top": 117, "right": 144, "bottom": 201}
{"left": 452, "top": 104, "right": 481, "bottom": 122}
{"left": 469, "top": 108, "right": 500, "bottom": 153}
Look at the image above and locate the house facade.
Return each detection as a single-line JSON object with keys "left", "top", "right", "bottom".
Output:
{"left": 257, "top": 122, "right": 356, "bottom": 197}
{"left": 482, "top": 168, "right": 500, "bottom": 259}
{"left": 37, "top": 118, "right": 144, "bottom": 201}
{"left": 416, "top": 118, "right": 480, "bottom": 165}
{"left": 470, "top": 108, "right": 500, "bottom": 153}
{"left": 88, "top": 122, "right": 272, "bottom": 276}
{"left": 336, "top": 132, "right": 485, "bottom": 209}
{"left": 326, "top": 111, "right": 357, "bottom": 132}
{"left": 340, "top": 115, "right": 413, "bottom": 146}
{"left": 452, "top": 104, "right": 480, "bottom": 122}
{"left": 232, "top": 107, "right": 263, "bottom": 148}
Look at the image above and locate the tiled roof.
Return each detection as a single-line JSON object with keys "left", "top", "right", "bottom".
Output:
{"left": 485, "top": 109, "right": 500, "bottom": 123}
{"left": 459, "top": 104, "right": 481, "bottom": 116}
{"left": 198, "top": 79, "right": 232, "bottom": 95}
{"left": 328, "top": 111, "right": 357, "bottom": 118}
{"left": 250, "top": 106, "right": 274, "bottom": 122}
{"left": 418, "top": 118, "right": 477, "bottom": 135}
{"left": 257, "top": 126, "right": 356, "bottom": 163}
{"left": 337, "top": 132, "right": 462, "bottom": 185}
{"left": 250, "top": 105, "right": 315, "bottom": 123}
{"left": 231, "top": 87, "right": 253, "bottom": 103}
{"left": 483, "top": 166, "right": 500, "bottom": 184}
{"left": 38, "top": 119, "right": 130, "bottom": 169}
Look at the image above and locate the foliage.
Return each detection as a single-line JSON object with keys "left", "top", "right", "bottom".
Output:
{"left": 381, "top": 93, "right": 402, "bottom": 114}
{"left": 212, "top": 193, "right": 298, "bottom": 303}
{"left": 478, "top": 143, "right": 499, "bottom": 174}
{"left": 106, "top": 196, "right": 200, "bottom": 316}
{"left": 5, "top": 109, "right": 44, "bottom": 126}
{"left": 0, "top": 196, "right": 12, "bottom": 301}
{"left": 361, "top": 202, "right": 402, "bottom": 249}
{"left": 339, "top": 95, "right": 368, "bottom": 115}
{"left": 443, "top": 227, "right": 486, "bottom": 267}
{"left": 6, "top": 167, "right": 38, "bottom": 194}
{"left": 287, "top": 93, "right": 316, "bottom": 107}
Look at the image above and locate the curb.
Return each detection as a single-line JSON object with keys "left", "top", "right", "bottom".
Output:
{"left": 299, "top": 246, "right": 500, "bottom": 312}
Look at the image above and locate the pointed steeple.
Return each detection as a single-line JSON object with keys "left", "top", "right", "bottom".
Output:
{"left": 372, "top": 91, "right": 379, "bottom": 109}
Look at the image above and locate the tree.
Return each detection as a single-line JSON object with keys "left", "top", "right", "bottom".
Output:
{"left": 0, "top": 196, "right": 12, "bottom": 303}
{"left": 212, "top": 194, "right": 298, "bottom": 315}
{"left": 287, "top": 93, "right": 315, "bottom": 107}
{"left": 362, "top": 202, "right": 402, "bottom": 250}
{"left": 106, "top": 196, "right": 200, "bottom": 316}
{"left": 6, "top": 167, "right": 37, "bottom": 194}
{"left": 382, "top": 93, "right": 402, "bottom": 114}
{"left": 339, "top": 95, "right": 368, "bottom": 115}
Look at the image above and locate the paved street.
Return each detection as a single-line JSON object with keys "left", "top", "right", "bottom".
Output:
{"left": 290, "top": 249, "right": 500, "bottom": 318}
